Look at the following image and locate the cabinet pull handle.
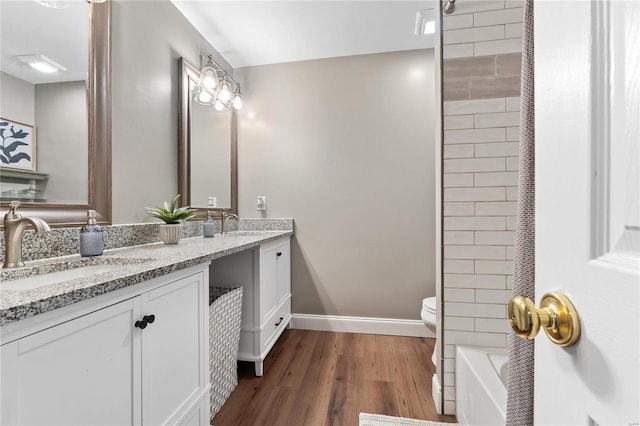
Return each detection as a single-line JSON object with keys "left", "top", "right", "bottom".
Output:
{"left": 143, "top": 314, "right": 155, "bottom": 324}
{"left": 275, "top": 317, "right": 284, "bottom": 326}
{"left": 135, "top": 320, "right": 147, "bottom": 329}
{"left": 276, "top": 252, "right": 282, "bottom": 257}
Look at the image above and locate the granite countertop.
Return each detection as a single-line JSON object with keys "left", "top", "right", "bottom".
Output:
{"left": 0, "top": 230, "right": 292, "bottom": 326}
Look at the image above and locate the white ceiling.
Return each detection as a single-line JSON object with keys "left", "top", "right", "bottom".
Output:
{"left": 0, "top": 1, "right": 89, "bottom": 84}
{"left": 171, "top": 0, "right": 436, "bottom": 68}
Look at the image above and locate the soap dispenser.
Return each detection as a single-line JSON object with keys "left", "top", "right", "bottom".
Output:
{"left": 80, "top": 209, "right": 103, "bottom": 257}
{"left": 203, "top": 211, "right": 215, "bottom": 238}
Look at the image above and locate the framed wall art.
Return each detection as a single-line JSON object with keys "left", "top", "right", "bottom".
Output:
{"left": 0, "top": 118, "right": 36, "bottom": 171}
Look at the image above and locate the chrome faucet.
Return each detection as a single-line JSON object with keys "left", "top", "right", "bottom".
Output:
{"left": 3, "top": 201, "right": 51, "bottom": 268}
{"left": 221, "top": 209, "right": 238, "bottom": 235}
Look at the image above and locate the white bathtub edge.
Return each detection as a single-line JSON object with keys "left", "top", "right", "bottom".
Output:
{"left": 456, "top": 346, "right": 508, "bottom": 426}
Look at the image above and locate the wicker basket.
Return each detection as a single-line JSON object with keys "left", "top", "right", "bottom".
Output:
{"left": 209, "top": 286, "right": 243, "bottom": 418}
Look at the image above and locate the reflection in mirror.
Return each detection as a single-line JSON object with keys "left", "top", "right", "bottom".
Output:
{"left": 179, "top": 58, "right": 237, "bottom": 217}
{"left": 190, "top": 82, "right": 231, "bottom": 208}
{"left": 0, "top": 1, "right": 89, "bottom": 204}
{"left": 0, "top": 0, "right": 111, "bottom": 226}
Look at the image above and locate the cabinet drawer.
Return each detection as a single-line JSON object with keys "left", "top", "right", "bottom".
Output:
{"left": 261, "top": 297, "right": 291, "bottom": 355}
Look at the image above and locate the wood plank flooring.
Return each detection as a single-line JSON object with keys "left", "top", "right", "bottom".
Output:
{"left": 212, "top": 329, "right": 457, "bottom": 426}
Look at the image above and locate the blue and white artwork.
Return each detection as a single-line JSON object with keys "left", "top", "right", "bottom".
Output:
{"left": 0, "top": 118, "right": 35, "bottom": 170}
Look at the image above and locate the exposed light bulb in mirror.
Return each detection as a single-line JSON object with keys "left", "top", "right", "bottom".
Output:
{"left": 214, "top": 100, "right": 225, "bottom": 111}
{"left": 219, "top": 81, "right": 231, "bottom": 102}
{"left": 232, "top": 84, "right": 243, "bottom": 110}
{"left": 233, "top": 95, "right": 243, "bottom": 110}
{"left": 198, "top": 90, "right": 212, "bottom": 104}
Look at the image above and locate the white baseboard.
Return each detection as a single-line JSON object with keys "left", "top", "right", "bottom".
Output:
{"left": 291, "top": 314, "right": 434, "bottom": 338}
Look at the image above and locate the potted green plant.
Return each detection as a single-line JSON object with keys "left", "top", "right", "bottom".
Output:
{"left": 146, "top": 194, "right": 196, "bottom": 244}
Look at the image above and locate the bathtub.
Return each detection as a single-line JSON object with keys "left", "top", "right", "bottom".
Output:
{"left": 456, "top": 346, "right": 508, "bottom": 426}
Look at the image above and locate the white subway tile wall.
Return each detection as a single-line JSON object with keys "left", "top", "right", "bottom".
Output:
{"left": 441, "top": 1, "right": 523, "bottom": 415}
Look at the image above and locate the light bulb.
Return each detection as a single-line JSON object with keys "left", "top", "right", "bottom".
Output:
{"left": 233, "top": 95, "right": 243, "bottom": 110}
{"left": 214, "top": 100, "right": 225, "bottom": 111}
{"left": 219, "top": 82, "right": 231, "bottom": 102}
{"left": 201, "top": 68, "right": 217, "bottom": 90}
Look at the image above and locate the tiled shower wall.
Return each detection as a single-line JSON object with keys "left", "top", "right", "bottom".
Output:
{"left": 441, "top": 0, "right": 523, "bottom": 415}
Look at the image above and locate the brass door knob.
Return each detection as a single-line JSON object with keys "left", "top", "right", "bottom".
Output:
{"left": 508, "top": 292, "right": 580, "bottom": 347}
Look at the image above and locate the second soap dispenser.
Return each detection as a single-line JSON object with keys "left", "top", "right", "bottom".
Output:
{"left": 203, "top": 211, "right": 215, "bottom": 238}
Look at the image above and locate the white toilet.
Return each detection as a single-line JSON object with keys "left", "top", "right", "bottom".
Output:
{"left": 421, "top": 297, "right": 437, "bottom": 366}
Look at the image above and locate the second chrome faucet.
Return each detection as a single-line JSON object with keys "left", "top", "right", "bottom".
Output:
{"left": 221, "top": 209, "right": 238, "bottom": 235}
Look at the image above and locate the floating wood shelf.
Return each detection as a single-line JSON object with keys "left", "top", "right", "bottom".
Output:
{"left": 0, "top": 169, "right": 49, "bottom": 181}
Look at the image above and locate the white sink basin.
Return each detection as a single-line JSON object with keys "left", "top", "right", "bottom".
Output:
{"left": 1, "top": 258, "right": 153, "bottom": 292}
{"left": 1, "top": 264, "right": 125, "bottom": 291}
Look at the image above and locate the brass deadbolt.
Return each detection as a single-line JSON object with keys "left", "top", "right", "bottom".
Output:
{"left": 508, "top": 292, "right": 580, "bottom": 347}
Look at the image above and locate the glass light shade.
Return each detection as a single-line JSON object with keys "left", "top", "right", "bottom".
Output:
{"left": 233, "top": 95, "right": 243, "bottom": 110}
{"left": 214, "top": 100, "right": 225, "bottom": 111}
{"left": 219, "top": 82, "right": 231, "bottom": 102}
{"left": 198, "top": 90, "right": 212, "bottom": 104}
{"left": 193, "top": 88, "right": 213, "bottom": 105}
{"left": 200, "top": 67, "right": 217, "bottom": 90}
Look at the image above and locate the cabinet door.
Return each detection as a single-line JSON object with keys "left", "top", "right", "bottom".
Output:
{"left": 259, "top": 243, "right": 279, "bottom": 325}
{"left": 275, "top": 239, "right": 291, "bottom": 304}
{"left": 1, "top": 299, "right": 140, "bottom": 426}
{"left": 140, "top": 272, "right": 207, "bottom": 426}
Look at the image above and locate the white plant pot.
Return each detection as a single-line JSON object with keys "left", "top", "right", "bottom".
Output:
{"left": 159, "top": 223, "right": 183, "bottom": 245}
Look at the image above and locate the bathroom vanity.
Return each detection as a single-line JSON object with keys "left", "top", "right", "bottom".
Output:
{"left": 0, "top": 230, "right": 292, "bottom": 425}
{"left": 210, "top": 237, "right": 292, "bottom": 376}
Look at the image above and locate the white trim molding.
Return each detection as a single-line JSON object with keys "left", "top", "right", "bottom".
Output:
{"left": 291, "top": 314, "right": 434, "bottom": 338}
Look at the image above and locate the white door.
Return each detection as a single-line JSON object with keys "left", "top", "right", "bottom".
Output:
{"left": 535, "top": 0, "right": 639, "bottom": 425}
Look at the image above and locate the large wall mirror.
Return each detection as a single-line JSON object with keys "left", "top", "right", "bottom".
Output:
{"left": 0, "top": 0, "right": 111, "bottom": 226}
{"left": 179, "top": 58, "right": 237, "bottom": 218}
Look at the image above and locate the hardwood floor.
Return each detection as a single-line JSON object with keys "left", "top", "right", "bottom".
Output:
{"left": 212, "top": 329, "right": 457, "bottom": 426}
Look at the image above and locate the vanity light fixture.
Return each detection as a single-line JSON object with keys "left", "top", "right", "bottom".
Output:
{"left": 193, "top": 54, "right": 243, "bottom": 111}
{"left": 218, "top": 79, "right": 232, "bottom": 102}
{"left": 232, "top": 85, "right": 243, "bottom": 110}
{"left": 16, "top": 54, "right": 67, "bottom": 74}
{"left": 199, "top": 55, "right": 218, "bottom": 90}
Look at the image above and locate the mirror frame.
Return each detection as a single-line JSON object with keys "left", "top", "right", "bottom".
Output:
{"left": 178, "top": 57, "right": 238, "bottom": 219}
{"left": 0, "top": 0, "right": 111, "bottom": 228}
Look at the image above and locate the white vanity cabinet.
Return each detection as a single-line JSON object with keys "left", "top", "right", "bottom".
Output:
{"left": 210, "top": 237, "right": 291, "bottom": 376}
{"left": 0, "top": 264, "right": 210, "bottom": 426}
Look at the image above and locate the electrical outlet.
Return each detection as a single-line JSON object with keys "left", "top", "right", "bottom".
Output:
{"left": 207, "top": 197, "right": 217, "bottom": 208}
{"left": 257, "top": 196, "right": 267, "bottom": 211}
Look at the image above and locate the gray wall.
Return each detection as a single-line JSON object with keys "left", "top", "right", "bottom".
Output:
{"left": 236, "top": 49, "right": 436, "bottom": 319}
{"left": 111, "top": 0, "right": 230, "bottom": 223}
{"left": 111, "top": 2, "right": 437, "bottom": 319}
{"left": 35, "top": 81, "right": 88, "bottom": 204}
{"left": 1, "top": 72, "right": 34, "bottom": 124}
